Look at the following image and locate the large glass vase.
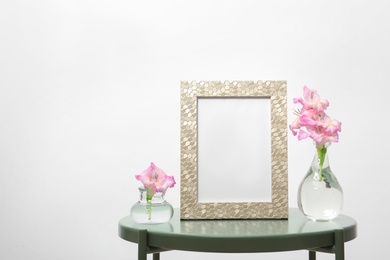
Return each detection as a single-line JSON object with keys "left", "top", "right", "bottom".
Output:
{"left": 298, "top": 144, "right": 343, "bottom": 221}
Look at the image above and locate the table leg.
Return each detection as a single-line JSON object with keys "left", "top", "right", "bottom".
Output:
{"left": 309, "top": 250, "right": 316, "bottom": 260}
{"left": 153, "top": 253, "right": 160, "bottom": 260}
{"left": 138, "top": 230, "right": 148, "bottom": 260}
{"left": 334, "top": 229, "right": 345, "bottom": 260}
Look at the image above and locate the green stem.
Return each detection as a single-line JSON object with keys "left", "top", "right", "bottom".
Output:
{"left": 316, "top": 145, "right": 327, "bottom": 181}
{"left": 146, "top": 194, "right": 153, "bottom": 220}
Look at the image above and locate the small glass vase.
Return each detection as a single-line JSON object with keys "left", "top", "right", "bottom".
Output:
{"left": 130, "top": 187, "right": 174, "bottom": 224}
{"left": 298, "top": 143, "right": 343, "bottom": 221}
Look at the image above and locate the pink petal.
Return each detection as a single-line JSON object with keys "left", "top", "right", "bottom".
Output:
{"left": 326, "top": 132, "right": 339, "bottom": 143}
{"left": 314, "top": 99, "right": 329, "bottom": 113}
{"left": 303, "top": 86, "right": 320, "bottom": 102}
{"left": 289, "top": 118, "right": 302, "bottom": 136}
{"left": 300, "top": 114, "right": 317, "bottom": 126}
{"left": 165, "top": 175, "right": 176, "bottom": 188}
{"left": 289, "top": 125, "right": 298, "bottom": 136}
{"left": 293, "top": 97, "right": 304, "bottom": 105}
{"left": 297, "top": 130, "right": 310, "bottom": 140}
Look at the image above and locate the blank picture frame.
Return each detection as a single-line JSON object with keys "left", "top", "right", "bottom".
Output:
{"left": 197, "top": 97, "right": 272, "bottom": 203}
{"left": 180, "top": 81, "right": 288, "bottom": 219}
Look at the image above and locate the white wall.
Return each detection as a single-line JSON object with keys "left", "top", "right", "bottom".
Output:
{"left": 1, "top": 0, "right": 389, "bottom": 259}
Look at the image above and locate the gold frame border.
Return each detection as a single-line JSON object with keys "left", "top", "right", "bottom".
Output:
{"left": 180, "top": 81, "right": 288, "bottom": 219}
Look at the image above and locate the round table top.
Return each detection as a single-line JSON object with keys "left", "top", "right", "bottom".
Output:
{"left": 118, "top": 208, "right": 357, "bottom": 253}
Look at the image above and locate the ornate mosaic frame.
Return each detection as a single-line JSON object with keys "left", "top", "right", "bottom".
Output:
{"left": 180, "top": 81, "right": 288, "bottom": 219}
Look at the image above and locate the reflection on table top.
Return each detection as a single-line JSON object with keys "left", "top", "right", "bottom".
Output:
{"left": 119, "top": 208, "right": 357, "bottom": 242}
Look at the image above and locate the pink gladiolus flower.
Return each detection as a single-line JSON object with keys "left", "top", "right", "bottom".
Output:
{"left": 290, "top": 86, "right": 342, "bottom": 181}
{"left": 135, "top": 162, "right": 176, "bottom": 196}
{"left": 289, "top": 86, "right": 341, "bottom": 146}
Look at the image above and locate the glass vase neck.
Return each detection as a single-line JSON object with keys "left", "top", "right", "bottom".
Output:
{"left": 314, "top": 146, "right": 329, "bottom": 166}
{"left": 138, "top": 187, "right": 165, "bottom": 204}
{"left": 315, "top": 142, "right": 331, "bottom": 149}
{"left": 312, "top": 144, "right": 331, "bottom": 181}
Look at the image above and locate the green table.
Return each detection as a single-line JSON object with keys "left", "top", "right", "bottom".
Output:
{"left": 118, "top": 208, "right": 357, "bottom": 260}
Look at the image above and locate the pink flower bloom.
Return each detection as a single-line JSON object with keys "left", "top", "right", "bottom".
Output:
{"left": 294, "top": 86, "right": 329, "bottom": 114}
{"left": 135, "top": 162, "right": 176, "bottom": 195}
{"left": 289, "top": 86, "right": 341, "bottom": 145}
{"left": 322, "top": 117, "right": 342, "bottom": 135}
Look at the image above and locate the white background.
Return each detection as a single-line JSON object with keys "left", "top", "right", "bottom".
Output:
{"left": 0, "top": 0, "right": 389, "bottom": 259}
